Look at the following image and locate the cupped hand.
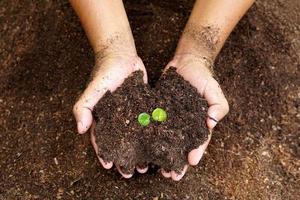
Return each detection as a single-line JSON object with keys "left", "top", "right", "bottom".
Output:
{"left": 161, "top": 54, "right": 229, "bottom": 181}
{"left": 73, "top": 53, "right": 148, "bottom": 178}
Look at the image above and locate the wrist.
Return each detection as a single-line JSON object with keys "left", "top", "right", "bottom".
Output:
{"left": 94, "top": 34, "right": 138, "bottom": 63}
{"left": 175, "top": 38, "right": 214, "bottom": 61}
{"left": 168, "top": 53, "right": 214, "bottom": 77}
{"left": 92, "top": 49, "right": 143, "bottom": 81}
{"left": 175, "top": 23, "right": 220, "bottom": 61}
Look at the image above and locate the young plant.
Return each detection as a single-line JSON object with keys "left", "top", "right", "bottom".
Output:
{"left": 152, "top": 108, "right": 167, "bottom": 122}
{"left": 138, "top": 112, "right": 151, "bottom": 126}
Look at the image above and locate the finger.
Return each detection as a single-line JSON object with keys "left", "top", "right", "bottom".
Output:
{"left": 203, "top": 78, "right": 229, "bottom": 130}
{"left": 207, "top": 104, "right": 228, "bottom": 130}
{"left": 171, "top": 165, "right": 188, "bottom": 181}
{"left": 162, "top": 64, "right": 172, "bottom": 74}
{"left": 98, "top": 157, "right": 113, "bottom": 169}
{"left": 90, "top": 121, "right": 98, "bottom": 151}
{"left": 90, "top": 124, "right": 113, "bottom": 169}
{"left": 142, "top": 69, "right": 148, "bottom": 84}
{"left": 128, "top": 56, "right": 148, "bottom": 84}
{"left": 73, "top": 103, "right": 93, "bottom": 134}
{"left": 136, "top": 61, "right": 148, "bottom": 84}
{"left": 136, "top": 166, "right": 148, "bottom": 174}
{"left": 188, "top": 133, "right": 212, "bottom": 166}
{"left": 136, "top": 164, "right": 148, "bottom": 174}
{"left": 161, "top": 169, "right": 171, "bottom": 178}
{"left": 116, "top": 165, "right": 133, "bottom": 179}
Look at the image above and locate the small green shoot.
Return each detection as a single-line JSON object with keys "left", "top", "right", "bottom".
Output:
{"left": 138, "top": 112, "right": 151, "bottom": 126}
{"left": 152, "top": 108, "right": 167, "bottom": 122}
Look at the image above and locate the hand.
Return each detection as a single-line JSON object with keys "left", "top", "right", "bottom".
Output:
{"left": 73, "top": 53, "right": 148, "bottom": 178}
{"left": 161, "top": 53, "right": 229, "bottom": 181}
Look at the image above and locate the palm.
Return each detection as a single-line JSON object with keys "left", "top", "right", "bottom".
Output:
{"left": 160, "top": 55, "right": 229, "bottom": 181}
{"left": 73, "top": 55, "right": 147, "bottom": 133}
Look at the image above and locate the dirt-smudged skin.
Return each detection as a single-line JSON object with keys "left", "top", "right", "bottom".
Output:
{"left": 93, "top": 67, "right": 209, "bottom": 173}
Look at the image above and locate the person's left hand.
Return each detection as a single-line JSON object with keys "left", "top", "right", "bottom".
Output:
{"left": 161, "top": 53, "right": 229, "bottom": 181}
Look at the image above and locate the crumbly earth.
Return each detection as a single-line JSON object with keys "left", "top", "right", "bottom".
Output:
{"left": 94, "top": 68, "right": 208, "bottom": 174}
{"left": 0, "top": 0, "right": 299, "bottom": 199}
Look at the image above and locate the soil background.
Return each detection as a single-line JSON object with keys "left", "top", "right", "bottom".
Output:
{"left": 0, "top": 0, "right": 299, "bottom": 199}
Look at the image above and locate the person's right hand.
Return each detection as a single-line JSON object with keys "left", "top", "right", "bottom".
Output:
{"left": 73, "top": 53, "right": 148, "bottom": 178}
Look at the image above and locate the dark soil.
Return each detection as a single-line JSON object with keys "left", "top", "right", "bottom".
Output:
{"left": 0, "top": 0, "right": 299, "bottom": 199}
{"left": 94, "top": 68, "right": 208, "bottom": 174}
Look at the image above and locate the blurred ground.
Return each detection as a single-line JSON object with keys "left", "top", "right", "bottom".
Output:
{"left": 0, "top": 0, "right": 299, "bottom": 199}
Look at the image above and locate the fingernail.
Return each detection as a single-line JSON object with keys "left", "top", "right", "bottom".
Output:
{"left": 208, "top": 116, "right": 218, "bottom": 129}
{"left": 210, "top": 120, "right": 218, "bottom": 129}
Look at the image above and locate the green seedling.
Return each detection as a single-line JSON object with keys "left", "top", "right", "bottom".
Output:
{"left": 138, "top": 112, "right": 151, "bottom": 126}
{"left": 152, "top": 108, "right": 167, "bottom": 122}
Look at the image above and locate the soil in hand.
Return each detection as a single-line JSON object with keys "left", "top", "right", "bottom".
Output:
{"left": 93, "top": 67, "right": 209, "bottom": 174}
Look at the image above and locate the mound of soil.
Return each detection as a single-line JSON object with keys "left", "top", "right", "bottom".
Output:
{"left": 93, "top": 67, "right": 209, "bottom": 173}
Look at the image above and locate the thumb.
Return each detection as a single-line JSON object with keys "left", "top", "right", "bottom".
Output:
{"left": 72, "top": 67, "right": 120, "bottom": 134}
{"left": 206, "top": 104, "right": 228, "bottom": 130}
{"left": 204, "top": 78, "right": 229, "bottom": 130}
{"left": 73, "top": 102, "right": 93, "bottom": 134}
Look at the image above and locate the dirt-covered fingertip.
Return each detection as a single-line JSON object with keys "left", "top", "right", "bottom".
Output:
{"left": 171, "top": 165, "right": 188, "bottom": 181}
{"left": 121, "top": 173, "right": 133, "bottom": 179}
{"left": 161, "top": 168, "right": 171, "bottom": 178}
{"left": 136, "top": 165, "right": 148, "bottom": 174}
{"left": 206, "top": 116, "right": 218, "bottom": 130}
{"left": 76, "top": 121, "right": 85, "bottom": 134}
{"left": 99, "top": 158, "right": 113, "bottom": 169}
{"left": 73, "top": 106, "right": 93, "bottom": 134}
{"left": 116, "top": 165, "right": 134, "bottom": 179}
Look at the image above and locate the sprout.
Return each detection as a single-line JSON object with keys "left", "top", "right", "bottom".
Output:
{"left": 138, "top": 112, "right": 151, "bottom": 126}
{"left": 152, "top": 108, "right": 167, "bottom": 122}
